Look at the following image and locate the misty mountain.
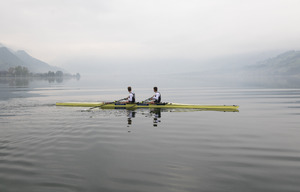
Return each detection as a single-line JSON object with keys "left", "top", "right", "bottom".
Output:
{"left": 0, "top": 44, "right": 62, "bottom": 73}
{"left": 176, "top": 50, "right": 300, "bottom": 77}
{"left": 244, "top": 50, "right": 300, "bottom": 76}
{"left": 0, "top": 47, "right": 26, "bottom": 70}
{"left": 14, "top": 50, "right": 61, "bottom": 73}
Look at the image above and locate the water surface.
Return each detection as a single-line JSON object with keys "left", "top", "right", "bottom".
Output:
{"left": 0, "top": 78, "right": 300, "bottom": 192}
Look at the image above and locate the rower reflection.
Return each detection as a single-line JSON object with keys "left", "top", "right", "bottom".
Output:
{"left": 124, "top": 107, "right": 238, "bottom": 128}
{"left": 126, "top": 109, "right": 162, "bottom": 127}
{"left": 150, "top": 108, "right": 161, "bottom": 127}
{"left": 127, "top": 110, "right": 136, "bottom": 127}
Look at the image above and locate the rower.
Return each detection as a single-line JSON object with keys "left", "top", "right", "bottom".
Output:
{"left": 124, "top": 86, "right": 135, "bottom": 103}
{"left": 149, "top": 87, "right": 161, "bottom": 104}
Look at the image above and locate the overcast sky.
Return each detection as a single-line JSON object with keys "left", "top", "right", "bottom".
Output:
{"left": 1, "top": 0, "right": 300, "bottom": 74}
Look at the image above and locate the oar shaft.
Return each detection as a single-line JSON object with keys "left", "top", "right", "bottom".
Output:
{"left": 88, "top": 98, "right": 126, "bottom": 110}
{"left": 127, "top": 97, "right": 152, "bottom": 109}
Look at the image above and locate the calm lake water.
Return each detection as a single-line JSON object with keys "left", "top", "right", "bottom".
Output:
{"left": 0, "top": 77, "right": 300, "bottom": 192}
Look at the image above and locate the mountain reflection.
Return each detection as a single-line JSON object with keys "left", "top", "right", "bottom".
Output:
{"left": 0, "top": 76, "right": 79, "bottom": 87}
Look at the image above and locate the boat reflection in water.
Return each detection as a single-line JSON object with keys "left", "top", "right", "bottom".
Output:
{"left": 150, "top": 109, "right": 161, "bottom": 127}
{"left": 125, "top": 107, "right": 238, "bottom": 127}
{"left": 126, "top": 108, "right": 162, "bottom": 127}
{"left": 126, "top": 110, "right": 136, "bottom": 127}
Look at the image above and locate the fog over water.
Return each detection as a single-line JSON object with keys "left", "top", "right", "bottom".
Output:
{"left": 1, "top": 1, "right": 300, "bottom": 191}
{"left": 1, "top": 0, "right": 300, "bottom": 76}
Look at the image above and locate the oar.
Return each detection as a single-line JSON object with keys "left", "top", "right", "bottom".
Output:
{"left": 141, "top": 97, "right": 153, "bottom": 104}
{"left": 86, "top": 98, "right": 127, "bottom": 111}
{"left": 127, "top": 97, "right": 152, "bottom": 110}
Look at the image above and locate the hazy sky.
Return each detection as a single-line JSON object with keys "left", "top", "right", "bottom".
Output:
{"left": 1, "top": 0, "right": 300, "bottom": 73}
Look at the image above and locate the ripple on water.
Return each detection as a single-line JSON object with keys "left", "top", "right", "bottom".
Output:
{"left": 1, "top": 88, "right": 300, "bottom": 192}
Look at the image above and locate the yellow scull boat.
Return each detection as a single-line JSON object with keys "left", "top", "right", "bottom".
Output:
{"left": 56, "top": 102, "right": 239, "bottom": 111}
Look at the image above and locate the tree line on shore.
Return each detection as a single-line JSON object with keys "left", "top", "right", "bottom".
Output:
{"left": 0, "top": 66, "right": 80, "bottom": 79}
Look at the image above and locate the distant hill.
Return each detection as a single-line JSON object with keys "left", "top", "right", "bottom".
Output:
{"left": 0, "top": 44, "right": 62, "bottom": 73}
{"left": 244, "top": 50, "right": 300, "bottom": 76}
{"left": 0, "top": 47, "right": 25, "bottom": 70}
{"left": 176, "top": 50, "right": 300, "bottom": 78}
{"left": 164, "top": 50, "right": 300, "bottom": 88}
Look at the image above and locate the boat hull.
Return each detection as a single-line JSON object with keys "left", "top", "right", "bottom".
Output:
{"left": 56, "top": 102, "right": 104, "bottom": 107}
{"left": 56, "top": 102, "right": 239, "bottom": 111}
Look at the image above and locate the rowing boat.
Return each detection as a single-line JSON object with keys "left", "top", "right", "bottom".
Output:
{"left": 56, "top": 102, "right": 239, "bottom": 111}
